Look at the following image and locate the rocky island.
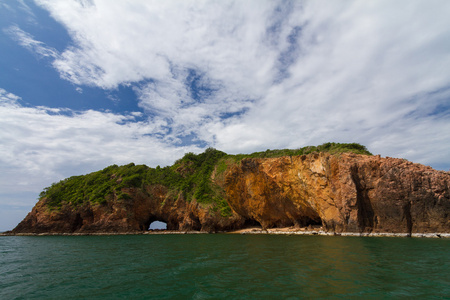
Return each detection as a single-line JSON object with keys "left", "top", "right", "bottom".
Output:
{"left": 8, "top": 143, "right": 450, "bottom": 236}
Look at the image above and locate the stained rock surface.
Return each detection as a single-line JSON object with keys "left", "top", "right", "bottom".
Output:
{"left": 225, "top": 153, "right": 449, "bottom": 234}
{"left": 12, "top": 153, "right": 450, "bottom": 234}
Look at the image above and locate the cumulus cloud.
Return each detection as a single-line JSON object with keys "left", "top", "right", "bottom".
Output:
{"left": 27, "top": 1, "right": 449, "bottom": 160}
{"left": 2, "top": 0, "right": 450, "bottom": 230}
{"left": 0, "top": 88, "right": 201, "bottom": 203}
{"left": 0, "top": 86, "right": 204, "bottom": 230}
{"left": 35, "top": 0, "right": 278, "bottom": 89}
{"left": 134, "top": 68, "right": 254, "bottom": 144}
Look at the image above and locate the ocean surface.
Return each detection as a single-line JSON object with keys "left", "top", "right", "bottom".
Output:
{"left": 0, "top": 234, "right": 449, "bottom": 299}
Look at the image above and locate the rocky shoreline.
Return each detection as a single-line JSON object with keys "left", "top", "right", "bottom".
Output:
{"left": 0, "top": 230, "right": 207, "bottom": 236}
{"left": 1, "top": 228, "right": 449, "bottom": 238}
{"left": 10, "top": 152, "right": 450, "bottom": 236}
{"left": 229, "top": 227, "right": 450, "bottom": 238}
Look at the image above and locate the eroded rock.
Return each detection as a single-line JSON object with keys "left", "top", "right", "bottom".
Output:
{"left": 12, "top": 153, "right": 450, "bottom": 234}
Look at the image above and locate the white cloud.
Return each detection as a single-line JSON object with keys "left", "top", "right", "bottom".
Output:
{"left": 0, "top": 88, "right": 202, "bottom": 229}
{"left": 17, "top": 0, "right": 34, "bottom": 14}
{"left": 7, "top": 0, "right": 450, "bottom": 161}
{"left": 2, "top": 0, "right": 450, "bottom": 230}
{"left": 4, "top": 25, "right": 59, "bottom": 59}
{"left": 33, "top": 0, "right": 280, "bottom": 91}
{"left": 28, "top": 1, "right": 449, "bottom": 157}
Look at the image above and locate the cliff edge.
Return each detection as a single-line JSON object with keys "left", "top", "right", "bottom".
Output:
{"left": 11, "top": 144, "right": 450, "bottom": 235}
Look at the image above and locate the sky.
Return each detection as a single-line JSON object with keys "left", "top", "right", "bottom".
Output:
{"left": 1, "top": 0, "right": 449, "bottom": 231}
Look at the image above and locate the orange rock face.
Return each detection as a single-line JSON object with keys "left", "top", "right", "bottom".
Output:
{"left": 13, "top": 184, "right": 244, "bottom": 234}
{"left": 224, "top": 153, "right": 450, "bottom": 234}
{"left": 12, "top": 153, "right": 450, "bottom": 234}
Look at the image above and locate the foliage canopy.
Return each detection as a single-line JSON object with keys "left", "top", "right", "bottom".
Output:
{"left": 39, "top": 143, "right": 371, "bottom": 215}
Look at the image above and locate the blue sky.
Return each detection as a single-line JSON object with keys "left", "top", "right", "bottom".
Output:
{"left": 1, "top": 0, "right": 449, "bottom": 231}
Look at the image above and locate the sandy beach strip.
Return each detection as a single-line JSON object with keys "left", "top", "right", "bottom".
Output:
{"left": 1, "top": 228, "right": 449, "bottom": 238}
{"left": 226, "top": 227, "right": 450, "bottom": 238}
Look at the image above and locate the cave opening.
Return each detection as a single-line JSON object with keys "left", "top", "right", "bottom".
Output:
{"left": 297, "top": 216, "right": 323, "bottom": 229}
{"left": 140, "top": 216, "right": 169, "bottom": 231}
{"left": 72, "top": 213, "right": 83, "bottom": 232}
{"left": 148, "top": 221, "right": 167, "bottom": 231}
{"left": 243, "top": 218, "right": 262, "bottom": 229}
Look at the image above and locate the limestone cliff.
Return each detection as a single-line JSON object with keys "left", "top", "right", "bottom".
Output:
{"left": 11, "top": 147, "right": 450, "bottom": 235}
{"left": 224, "top": 153, "right": 449, "bottom": 234}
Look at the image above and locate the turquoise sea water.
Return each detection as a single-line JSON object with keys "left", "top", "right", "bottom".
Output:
{"left": 0, "top": 234, "right": 449, "bottom": 299}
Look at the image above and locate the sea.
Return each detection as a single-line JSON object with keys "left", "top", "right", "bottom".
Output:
{"left": 0, "top": 234, "right": 449, "bottom": 299}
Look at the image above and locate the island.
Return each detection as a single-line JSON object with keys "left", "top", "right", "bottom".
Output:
{"left": 7, "top": 143, "right": 450, "bottom": 237}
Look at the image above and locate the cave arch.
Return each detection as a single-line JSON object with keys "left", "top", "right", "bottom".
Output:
{"left": 243, "top": 218, "right": 262, "bottom": 228}
{"left": 297, "top": 215, "right": 323, "bottom": 227}
{"left": 148, "top": 221, "right": 167, "bottom": 230}
{"left": 140, "top": 215, "right": 179, "bottom": 231}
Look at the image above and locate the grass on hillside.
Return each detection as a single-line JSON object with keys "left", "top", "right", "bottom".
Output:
{"left": 225, "top": 142, "right": 371, "bottom": 161}
{"left": 39, "top": 143, "right": 371, "bottom": 214}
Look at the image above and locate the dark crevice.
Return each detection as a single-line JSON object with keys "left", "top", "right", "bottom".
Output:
{"left": 243, "top": 218, "right": 262, "bottom": 228}
{"left": 142, "top": 217, "right": 154, "bottom": 231}
{"left": 404, "top": 201, "right": 413, "bottom": 237}
{"left": 189, "top": 214, "right": 202, "bottom": 231}
{"left": 351, "top": 166, "right": 374, "bottom": 232}
{"left": 297, "top": 215, "right": 322, "bottom": 227}
{"left": 72, "top": 213, "right": 83, "bottom": 232}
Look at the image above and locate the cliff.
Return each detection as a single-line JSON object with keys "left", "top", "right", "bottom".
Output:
{"left": 224, "top": 153, "right": 449, "bottom": 234}
{"left": 11, "top": 144, "right": 450, "bottom": 235}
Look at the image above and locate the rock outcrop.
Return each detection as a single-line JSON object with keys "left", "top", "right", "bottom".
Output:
{"left": 12, "top": 152, "right": 450, "bottom": 234}
{"left": 224, "top": 153, "right": 449, "bottom": 234}
{"left": 13, "top": 185, "right": 245, "bottom": 234}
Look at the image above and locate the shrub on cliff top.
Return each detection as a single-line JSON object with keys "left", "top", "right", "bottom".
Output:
{"left": 38, "top": 144, "right": 369, "bottom": 213}
{"left": 40, "top": 148, "right": 229, "bottom": 213}
{"left": 224, "top": 142, "right": 371, "bottom": 161}
{"left": 40, "top": 163, "right": 150, "bottom": 209}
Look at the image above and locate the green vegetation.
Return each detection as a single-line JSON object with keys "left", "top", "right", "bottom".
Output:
{"left": 40, "top": 163, "right": 150, "bottom": 210}
{"left": 39, "top": 143, "right": 371, "bottom": 214}
{"left": 224, "top": 142, "right": 372, "bottom": 161}
{"left": 40, "top": 148, "right": 229, "bottom": 214}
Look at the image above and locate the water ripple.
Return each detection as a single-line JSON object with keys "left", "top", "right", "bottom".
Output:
{"left": 0, "top": 235, "right": 449, "bottom": 299}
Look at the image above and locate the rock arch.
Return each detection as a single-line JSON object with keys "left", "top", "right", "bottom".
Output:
{"left": 148, "top": 220, "right": 167, "bottom": 230}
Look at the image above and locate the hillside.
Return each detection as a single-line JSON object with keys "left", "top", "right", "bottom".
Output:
{"left": 11, "top": 143, "right": 450, "bottom": 234}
